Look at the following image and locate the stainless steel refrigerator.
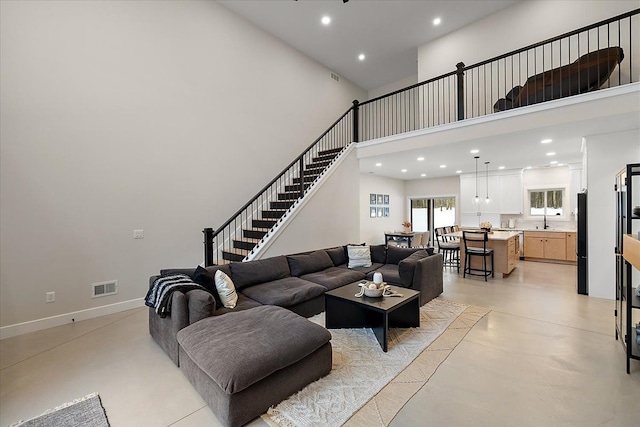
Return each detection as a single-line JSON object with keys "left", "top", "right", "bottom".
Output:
{"left": 577, "top": 191, "right": 588, "bottom": 295}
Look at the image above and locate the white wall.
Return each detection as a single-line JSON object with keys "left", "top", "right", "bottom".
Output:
{"left": 418, "top": 0, "right": 640, "bottom": 80}
{"left": 368, "top": 74, "right": 418, "bottom": 100}
{"left": 585, "top": 129, "right": 640, "bottom": 299}
{"left": 261, "top": 150, "right": 360, "bottom": 257}
{"left": 359, "top": 174, "right": 406, "bottom": 245}
{"left": 0, "top": 0, "right": 365, "bottom": 328}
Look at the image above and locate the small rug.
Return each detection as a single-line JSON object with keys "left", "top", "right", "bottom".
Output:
{"left": 262, "top": 298, "right": 489, "bottom": 427}
{"left": 10, "top": 393, "right": 110, "bottom": 427}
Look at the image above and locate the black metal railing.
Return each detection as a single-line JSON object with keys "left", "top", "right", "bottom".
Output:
{"left": 204, "top": 107, "right": 354, "bottom": 265}
{"left": 358, "top": 9, "right": 638, "bottom": 140}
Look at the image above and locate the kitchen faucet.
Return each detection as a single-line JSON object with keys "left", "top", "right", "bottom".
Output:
{"left": 543, "top": 214, "right": 549, "bottom": 229}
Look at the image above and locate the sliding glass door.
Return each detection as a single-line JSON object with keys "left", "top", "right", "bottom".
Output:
{"left": 411, "top": 197, "right": 456, "bottom": 245}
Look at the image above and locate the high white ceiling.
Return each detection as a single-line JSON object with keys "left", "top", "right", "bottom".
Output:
{"left": 219, "top": 0, "right": 521, "bottom": 91}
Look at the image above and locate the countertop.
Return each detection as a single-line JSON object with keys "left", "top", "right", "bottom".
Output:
{"left": 493, "top": 227, "right": 576, "bottom": 233}
{"left": 449, "top": 230, "right": 521, "bottom": 241}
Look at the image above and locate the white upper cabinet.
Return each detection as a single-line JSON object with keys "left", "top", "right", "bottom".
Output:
{"left": 499, "top": 172, "right": 523, "bottom": 214}
{"left": 569, "top": 167, "right": 582, "bottom": 216}
{"left": 460, "top": 170, "right": 523, "bottom": 215}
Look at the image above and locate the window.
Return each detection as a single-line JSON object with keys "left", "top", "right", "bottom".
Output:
{"left": 529, "top": 189, "right": 563, "bottom": 216}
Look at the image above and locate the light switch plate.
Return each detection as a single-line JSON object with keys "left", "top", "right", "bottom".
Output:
{"left": 133, "top": 229, "right": 144, "bottom": 239}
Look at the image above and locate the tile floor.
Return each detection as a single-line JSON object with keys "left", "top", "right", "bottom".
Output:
{"left": 1, "top": 260, "right": 639, "bottom": 427}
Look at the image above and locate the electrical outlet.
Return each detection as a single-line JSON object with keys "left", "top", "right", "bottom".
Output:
{"left": 46, "top": 291, "right": 55, "bottom": 303}
{"left": 133, "top": 229, "right": 144, "bottom": 239}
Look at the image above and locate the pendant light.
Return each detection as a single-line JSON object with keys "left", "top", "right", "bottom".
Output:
{"left": 472, "top": 156, "right": 480, "bottom": 204}
{"left": 485, "top": 161, "right": 492, "bottom": 204}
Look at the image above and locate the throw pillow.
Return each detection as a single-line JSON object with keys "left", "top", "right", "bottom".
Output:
{"left": 347, "top": 245, "right": 372, "bottom": 268}
{"left": 214, "top": 270, "right": 238, "bottom": 309}
{"left": 192, "top": 265, "right": 223, "bottom": 307}
{"left": 326, "top": 246, "right": 348, "bottom": 266}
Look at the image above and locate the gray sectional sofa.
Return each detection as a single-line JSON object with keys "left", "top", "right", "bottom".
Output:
{"left": 149, "top": 244, "right": 444, "bottom": 366}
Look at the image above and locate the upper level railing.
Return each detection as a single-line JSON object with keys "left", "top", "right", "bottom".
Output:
{"left": 357, "top": 8, "right": 639, "bottom": 140}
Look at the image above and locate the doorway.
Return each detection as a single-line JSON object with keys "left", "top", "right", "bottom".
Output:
{"left": 411, "top": 197, "right": 456, "bottom": 246}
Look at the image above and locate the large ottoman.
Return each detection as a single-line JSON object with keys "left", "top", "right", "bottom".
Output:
{"left": 176, "top": 305, "right": 332, "bottom": 427}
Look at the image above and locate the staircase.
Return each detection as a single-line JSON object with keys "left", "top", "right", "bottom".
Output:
{"left": 220, "top": 146, "right": 343, "bottom": 262}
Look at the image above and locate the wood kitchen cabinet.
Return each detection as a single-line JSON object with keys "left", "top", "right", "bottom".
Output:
{"left": 524, "top": 231, "right": 571, "bottom": 261}
{"left": 565, "top": 232, "right": 577, "bottom": 261}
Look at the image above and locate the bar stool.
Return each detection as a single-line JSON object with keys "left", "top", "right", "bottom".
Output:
{"left": 435, "top": 227, "right": 460, "bottom": 273}
{"left": 462, "top": 230, "right": 494, "bottom": 281}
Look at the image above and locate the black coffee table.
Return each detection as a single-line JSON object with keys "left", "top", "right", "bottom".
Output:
{"left": 325, "top": 281, "right": 420, "bottom": 352}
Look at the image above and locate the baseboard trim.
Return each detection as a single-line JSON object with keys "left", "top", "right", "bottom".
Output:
{"left": 0, "top": 298, "right": 145, "bottom": 340}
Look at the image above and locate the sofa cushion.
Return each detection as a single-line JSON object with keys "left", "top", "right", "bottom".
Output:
{"left": 186, "top": 289, "right": 216, "bottom": 325}
{"left": 301, "top": 267, "right": 366, "bottom": 291}
{"left": 240, "top": 277, "right": 326, "bottom": 307}
{"left": 386, "top": 246, "right": 425, "bottom": 265}
{"left": 326, "top": 246, "right": 347, "bottom": 266}
{"left": 398, "top": 250, "right": 430, "bottom": 287}
{"left": 177, "top": 305, "right": 331, "bottom": 394}
{"left": 287, "top": 251, "right": 334, "bottom": 277}
{"left": 230, "top": 256, "right": 290, "bottom": 290}
{"left": 192, "top": 266, "right": 223, "bottom": 307}
{"left": 160, "top": 264, "right": 231, "bottom": 278}
{"left": 366, "top": 264, "right": 401, "bottom": 286}
{"left": 370, "top": 244, "right": 387, "bottom": 264}
{"left": 344, "top": 262, "right": 384, "bottom": 275}
{"left": 213, "top": 293, "right": 262, "bottom": 316}
{"left": 347, "top": 245, "right": 372, "bottom": 268}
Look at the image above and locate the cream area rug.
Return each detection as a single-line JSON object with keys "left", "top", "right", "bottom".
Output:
{"left": 262, "top": 298, "right": 490, "bottom": 427}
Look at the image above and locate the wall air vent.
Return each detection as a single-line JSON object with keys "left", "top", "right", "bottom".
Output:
{"left": 92, "top": 280, "right": 118, "bottom": 298}
{"left": 330, "top": 72, "right": 340, "bottom": 82}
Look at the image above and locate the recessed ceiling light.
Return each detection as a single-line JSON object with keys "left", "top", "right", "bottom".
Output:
{"left": 541, "top": 139, "right": 552, "bottom": 144}
{"left": 439, "top": 164, "right": 446, "bottom": 168}
{"left": 358, "top": 53, "right": 366, "bottom": 61}
{"left": 421, "top": 173, "right": 426, "bottom": 177}
{"left": 417, "top": 157, "right": 425, "bottom": 161}
{"left": 375, "top": 163, "right": 382, "bottom": 167}
{"left": 546, "top": 152, "right": 556, "bottom": 156}
{"left": 321, "top": 16, "right": 331, "bottom": 25}
{"left": 558, "top": 163, "right": 565, "bottom": 166}
{"left": 470, "top": 149, "right": 479, "bottom": 154}
{"left": 526, "top": 166, "right": 532, "bottom": 169}
{"left": 456, "top": 170, "right": 462, "bottom": 174}
{"left": 401, "top": 169, "right": 407, "bottom": 173}
{"left": 550, "top": 160, "right": 558, "bottom": 164}
{"left": 498, "top": 166, "right": 505, "bottom": 170}
{"left": 433, "top": 17, "right": 441, "bottom": 26}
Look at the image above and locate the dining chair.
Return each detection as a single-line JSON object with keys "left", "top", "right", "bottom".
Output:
{"left": 462, "top": 230, "right": 494, "bottom": 281}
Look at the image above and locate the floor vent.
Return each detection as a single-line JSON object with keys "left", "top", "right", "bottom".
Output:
{"left": 92, "top": 280, "right": 118, "bottom": 298}
{"left": 330, "top": 72, "right": 340, "bottom": 82}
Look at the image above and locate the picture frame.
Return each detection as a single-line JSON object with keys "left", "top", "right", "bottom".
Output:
{"left": 370, "top": 207, "right": 377, "bottom": 218}
{"left": 370, "top": 193, "right": 377, "bottom": 205}
{"left": 383, "top": 207, "right": 389, "bottom": 217}
{"left": 377, "top": 194, "right": 384, "bottom": 204}
{"left": 377, "top": 207, "right": 384, "bottom": 218}
{"left": 383, "top": 194, "right": 389, "bottom": 205}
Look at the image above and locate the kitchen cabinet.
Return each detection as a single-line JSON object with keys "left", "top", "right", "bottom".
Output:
{"left": 460, "top": 171, "right": 519, "bottom": 215}
{"left": 565, "top": 232, "right": 577, "bottom": 261}
{"left": 499, "top": 172, "right": 523, "bottom": 214}
{"left": 569, "top": 167, "right": 583, "bottom": 217}
{"left": 523, "top": 231, "right": 569, "bottom": 261}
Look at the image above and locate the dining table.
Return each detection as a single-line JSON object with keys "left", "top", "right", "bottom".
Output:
{"left": 384, "top": 231, "right": 415, "bottom": 247}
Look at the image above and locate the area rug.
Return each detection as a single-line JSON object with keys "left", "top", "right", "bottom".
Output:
{"left": 262, "top": 298, "right": 490, "bottom": 427}
{"left": 10, "top": 393, "right": 110, "bottom": 427}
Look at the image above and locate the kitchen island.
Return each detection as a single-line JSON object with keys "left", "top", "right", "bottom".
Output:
{"left": 447, "top": 230, "right": 520, "bottom": 278}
